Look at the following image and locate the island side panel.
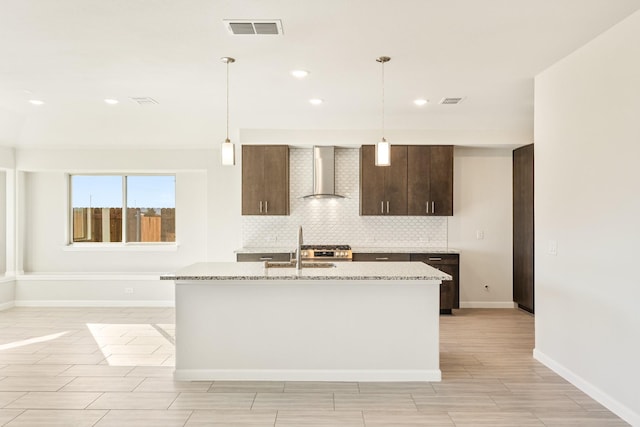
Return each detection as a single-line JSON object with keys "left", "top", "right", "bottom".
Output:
{"left": 174, "top": 279, "right": 440, "bottom": 381}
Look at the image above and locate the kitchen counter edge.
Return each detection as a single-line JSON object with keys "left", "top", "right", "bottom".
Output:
{"left": 234, "top": 247, "right": 459, "bottom": 254}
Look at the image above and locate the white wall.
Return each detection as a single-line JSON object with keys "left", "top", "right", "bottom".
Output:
{"left": 22, "top": 171, "right": 207, "bottom": 272}
{"left": 534, "top": 10, "right": 640, "bottom": 425}
{"left": 0, "top": 146, "right": 15, "bottom": 168}
{"left": 13, "top": 148, "right": 242, "bottom": 305}
{"left": 449, "top": 147, "right": 514, "bottom": 307}
{"left": 0, "top": 170, "right": 6, "bottom": 275}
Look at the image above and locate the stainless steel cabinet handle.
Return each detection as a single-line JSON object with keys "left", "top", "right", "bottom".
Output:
{"left": 431, "top": 201, "right": 435, "bottom": 213}
{"left": 386, "top": 201, "right": 390, "bottom": 213}
{"left": 259, "top": 257, "right": 273, "bottom": 261}
{"left": 428, "top": 257, "right": 442, "bottom": 261}
{"left": 426, "top": 201, "right": 429, "bottom": 214}
{"left": 259, "top": 201, "right": 263, "bottom": 213}
{"left": 376, "top": 257, "right": 389, "bottom": 260}
{"left": 381, "top": 201, "right": 384, "bottom": 214}
{"left": 265, "top": 201, "right": 268, "bottom": 213}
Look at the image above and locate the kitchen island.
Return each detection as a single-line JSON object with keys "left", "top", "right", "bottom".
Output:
{"left": 162, "top": 261, "right": 450, "bottom": 382}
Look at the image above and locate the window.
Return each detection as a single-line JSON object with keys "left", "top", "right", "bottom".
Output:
{"left": 70, "top": 175, "right": 175, "bottom": 244}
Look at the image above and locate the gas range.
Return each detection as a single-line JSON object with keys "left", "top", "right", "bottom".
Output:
{"left": 300, "top": 244, "right": 352, "bottom": 261}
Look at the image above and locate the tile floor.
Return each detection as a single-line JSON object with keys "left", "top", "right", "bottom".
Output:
{"left": 0, "top": 307, "right": 628, "bottom": 426}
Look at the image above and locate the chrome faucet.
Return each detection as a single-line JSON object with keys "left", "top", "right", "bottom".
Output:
{"left": 296, "top": 226, "right": 303, "bottom": 270}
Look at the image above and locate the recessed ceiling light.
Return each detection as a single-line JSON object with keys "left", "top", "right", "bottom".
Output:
{"left": 29, "top": 99, "right": 44, "bottom": 105}
{"left": 104, "top": 99, "right": 119, "bottom": 105}
{"left": 309, "top": 98, "right": 323, "bottom": 105}
{"left": 291, "top": 70, "right": 309, "bottom": 79}
{"left": 414, "top": 99, "right": 428, "bottom": 106}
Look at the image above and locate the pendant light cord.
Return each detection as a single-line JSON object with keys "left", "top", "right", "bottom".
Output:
{"left": 226, "top": 59, "right": 230, "bottom": 142}
{"left": 381, "top": 58, "right": 385, "bottom": 139}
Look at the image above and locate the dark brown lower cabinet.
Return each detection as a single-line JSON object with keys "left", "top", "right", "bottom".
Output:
{"left": 236, "top": 253, "right": 291, "bottom": 262}
{"left": 353, "top": 252, "right": 460, "bottom": 314}
{"left": 410, "top": 254, "right": 459, "bottom": 314}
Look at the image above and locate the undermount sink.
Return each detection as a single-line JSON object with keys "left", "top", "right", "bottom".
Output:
{"left": 264, "top": 261, "right": 336, "bottom": 269}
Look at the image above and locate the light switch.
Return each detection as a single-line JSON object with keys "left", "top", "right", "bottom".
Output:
{"left": 476, "top": 230, "right": 484, "bottom": 240}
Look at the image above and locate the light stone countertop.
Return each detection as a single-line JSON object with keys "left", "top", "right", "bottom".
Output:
{"left": 234, "top": 247, "right": 459, "bottom": 254}
{"left": 161, "top": 261, "right": 451, "bottom": 281}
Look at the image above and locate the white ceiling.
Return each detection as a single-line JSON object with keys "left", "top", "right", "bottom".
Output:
{"left": 1, "top": 0, "right": 639, "bottom": 149}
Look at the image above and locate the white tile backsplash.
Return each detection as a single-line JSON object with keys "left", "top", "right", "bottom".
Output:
{"left": 242, "top": 148, "right": 448, "bottom": 248}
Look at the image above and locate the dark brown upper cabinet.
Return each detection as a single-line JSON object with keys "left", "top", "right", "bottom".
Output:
{"left": 360, "top": 145, "right": 408, "bottom": 215}
{"left": 407, "top": 145, "right": 454, "bottom": 216}
{"left": 242, "top": 145, "right": 289, "bottom": 215}
{"left": 360, "top": 144, "right": 453, "bottom": 216}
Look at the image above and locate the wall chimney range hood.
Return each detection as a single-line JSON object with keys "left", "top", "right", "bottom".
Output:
{"left": 303, "top": 146, "right": 345, "bottom": 199}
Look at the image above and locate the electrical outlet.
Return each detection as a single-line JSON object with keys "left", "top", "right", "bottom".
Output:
{"left": 124, "top": 288, "right": 134, "bottom": 294}
{"left": 476, "top": 230, "right": 484, "bottom": 240}
{"left": 548, "top": 240, "right": 558, "bottom": 256}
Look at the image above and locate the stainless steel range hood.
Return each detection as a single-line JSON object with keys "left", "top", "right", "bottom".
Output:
{"left": 302, "top": 146, "right": 345, "bottom": 199}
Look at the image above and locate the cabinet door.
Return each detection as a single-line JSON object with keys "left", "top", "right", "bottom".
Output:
{"left": 386, "top": 146, "right": 408, "bottom": 215}
{"left": 360, "top": 145, "right": 386, "bottom": 215}
{"left": 407, "top": 146, "right": 431, "bottom": 215}
{"left": 429, "top": 146, "right": 453, "bottom": 216}
{"left": 435, "top": 263, "right": 458, "bottom": 311}
{"left": 352, "top": 253, "right": 411, "bottom": 262}
{"left": 263, "top": 146, "right": 289, "bottom": 215}
{"left": 410, "top": 253, "right": 460, "bottom": 313}
{"left": 237, "top": 253, "right": 291, "bottom": 262}
{"left": 513, "top": 144, "right": 534, "bottom": 312}
{"left": 242, "top": 145, "right": 265, "bottom": 215}
{"left": 407, "top": 146, "right": 453, "bottom": 216}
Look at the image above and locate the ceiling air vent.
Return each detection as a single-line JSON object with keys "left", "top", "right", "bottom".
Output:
{"left": 439, "top": 97, "right": 464, "bottom": 105}
{"left": 130, "top": 97, "right": 159, "bottom": 105}
{"left": 224, "top": 19, "right": 283, "bottom": 35}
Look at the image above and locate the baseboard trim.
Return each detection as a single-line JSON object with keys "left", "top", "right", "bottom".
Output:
{"left": 0, "top": 301, "right": 15, "bottom": 311}
{"left": 533, "top": 348, "right": 639, "bottom": 426}
{"left": 459, "top": 301, "right": 516, "bottom": 309}
{"left": 174, "top": 369, "right": 442, "bottom": 382}
{"left": 14, "top": 300, "right": 174, "bottom": 308}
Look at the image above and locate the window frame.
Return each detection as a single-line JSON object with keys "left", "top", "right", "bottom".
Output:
{"left": 67, "top": 173, "right": 176, "bottom": 247}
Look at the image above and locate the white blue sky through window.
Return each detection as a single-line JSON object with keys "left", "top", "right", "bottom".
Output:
{"left": 72, "top": 175, "right": 175, "bottom": 208}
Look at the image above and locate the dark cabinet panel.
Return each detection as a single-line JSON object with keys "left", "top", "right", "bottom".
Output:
{"left": 352, "top": 253, "right": 411, "bottom": 262}
{"left": 360, "top": 145, "right": 408, "bottom": 215}
{"left": 360, "top": 145, "right": 386, "bottom": 215}
{"left": 513, "top": 144, "right": 534, "bottom": 313}
{"left": 237, "top": 253, "right": 291, "bottom": 262}
{"left": 353, "top": 251, "right": 460, "bottom": 314}
{"left": 410, "top": 253, "right": 460, "bottom": 314}
{"left": 262, "top": 146, "right": 289, "bottom": 215}
{"left": 242, "top": 145, "right": 289, "bottom": 216}
{"left": 407, "top": 145, "right": 453, "bottom": 216}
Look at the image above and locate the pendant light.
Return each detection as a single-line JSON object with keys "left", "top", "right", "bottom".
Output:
{"left": 375, "top": 56, "right": 391, "bottom": 166}
{"left": 221, "top": 57, "right": 236, "bottom": 166}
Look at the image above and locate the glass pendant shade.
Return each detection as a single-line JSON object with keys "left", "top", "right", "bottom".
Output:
{"left": 375, "top": 138, "right": 391, "bottom": 166}
{"left": 221, "top": 139, "right": 235, "bottom": 166}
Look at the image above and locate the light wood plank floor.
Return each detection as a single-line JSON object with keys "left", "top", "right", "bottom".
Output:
{"left": 0, "top": 307, "right": 628, "bottom": 426}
